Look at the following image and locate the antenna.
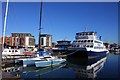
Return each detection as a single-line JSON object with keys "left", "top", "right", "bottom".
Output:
{"left": 3, "top": 0, "right": 9, "bottom": 49}
{"left": 38, "top": 0, "right": 43, "bottom": 50}
{"left": 84, "top": 25, "right": 87, "bottom": 32}
{"left": 64, "top": 37, "right": 67, "bottom": 41}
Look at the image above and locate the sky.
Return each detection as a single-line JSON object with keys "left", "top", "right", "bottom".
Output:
{"left": 1, "top": 2, "right": 118, "bottom": 44}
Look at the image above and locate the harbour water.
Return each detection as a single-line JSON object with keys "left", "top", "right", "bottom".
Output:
{"left": 2, "top": 53, "right": 119, "bottom": 79}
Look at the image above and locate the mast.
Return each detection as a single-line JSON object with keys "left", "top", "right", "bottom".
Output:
{"left": 38, "top": 0, "right": 43, "bottom": 50}
{"left": 84, "top": 26, "right": 87, "bottom": 32}
{"left": 3, "top": 0, "right": 9, "bottom": 49}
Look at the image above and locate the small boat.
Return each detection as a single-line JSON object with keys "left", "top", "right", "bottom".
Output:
{"left": 2, "top": 48, "right": 24, "bottom": 59}
{"left": 22, "top": 57, "right": 45, "bottom": 67}
{"left": 2, "top": 48, "right": 23, "bottom": 56}
{"left": 15, "top": 51, "right": 53, "bottom": 67}
{"left": 15, "top": 56, "right": 44, "bottom": 67}
{"left": 35, "top": 56, "right": 66, "bottom": 67}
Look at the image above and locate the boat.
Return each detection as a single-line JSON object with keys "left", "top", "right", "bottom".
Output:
{"left": 2, "top": 48, "right": 24, "bottom": 59}
{"left": 2, "top": 48, "right": 23, "bottom": 56}
{"left": 22, "top": 56, "right": 45, "bottom": 67}
{"left": 35, "top": 56, "right": 66, "bottom": 67}
{"left": 52, "top": 40, "right": 71, "bottom": 54}
{"left": 52, "top": 40, "right": 71, "bottom": 51}
{"left": 15, "top": 51, "right": 52, "bottom": 67}
{"left": 15, "top": 56, "right": 44, "bottom": 67}
{"left": 65, "top": 31, "right": 108, "bottom": 58}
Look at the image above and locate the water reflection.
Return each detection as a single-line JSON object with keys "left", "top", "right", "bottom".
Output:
{"left": 2, "top": 55, "right": 107, "bottom": 79}
{"left": 2, "top": 63, "right": 66, "bottom": 78}
{"left": 66, "top": 55, "right": 107, "bottom": 79}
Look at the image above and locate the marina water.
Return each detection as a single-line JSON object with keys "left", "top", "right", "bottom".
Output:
{"left": 2, "top": 53, "right": 119, "bottom": 79}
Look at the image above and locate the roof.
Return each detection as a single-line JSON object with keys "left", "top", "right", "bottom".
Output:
{"left": 57, "top": 40, "right": 71, "bottom": 42}
{"left": 40, "top": 34, "right": 52, "bottom": 36}
{"left": 76, "top": 31, "right": 97, "bottom": 34}
{"left": 11, "top": 33, "right": 31, "bottom": 34}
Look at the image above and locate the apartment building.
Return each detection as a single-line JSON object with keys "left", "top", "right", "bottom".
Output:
{"left": 0, "top": 33, "right": 35, "bottom": 48}
{"left": 39, "top": 34, "right": 52, "bottom": 48}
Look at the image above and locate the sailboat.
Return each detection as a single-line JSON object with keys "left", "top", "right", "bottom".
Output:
{"left": 2, "top": 0, "right": 26, "bottom": 60}
{"left": 15, "top": 1, "right": 66, "bottom": 67}
{"left": 34, "top": 0, "right": 66, "bottom": 68}
{"left": 15, "top": 1, "right": 45, "bottom": 67}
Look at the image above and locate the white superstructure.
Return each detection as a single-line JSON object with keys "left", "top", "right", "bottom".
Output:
{"left": 69, "top": 32, "right": 107, "bottom": 52}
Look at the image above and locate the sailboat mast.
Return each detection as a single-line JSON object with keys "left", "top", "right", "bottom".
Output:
{"left": 38, "top": 0, "right": 42, "bottom": 50}
{"left": 3, "top": 0, "right": 9, "bottom": 48}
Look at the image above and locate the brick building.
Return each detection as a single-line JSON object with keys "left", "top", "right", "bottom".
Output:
{"left": 0, "top": 33, "right": 35, "bottom": 48}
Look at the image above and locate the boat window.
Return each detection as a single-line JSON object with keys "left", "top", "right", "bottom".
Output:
{"left": 91, "top": 40, "right": 93, "bottom": 42}
{"left": 90, "top": 45, "right": 93, "bottom": 48}
{"left": 87, "top": 45, "right": 89, "bottom": 47}
{"left": 81, "top": 40, "right": 83, "bottom": 42}
{"left": 76, "top": 33, "right": 79, "bottom": 35}
{"left": 44, "top": 57, "right": 51, "bottom": 58}
{"left": 9, "top": 50, "right": 11, "bottom": 52}
{"left": 78, "top": 40, "right": 80, "bottom": 42}
{"left": 94, "top": 41, "right": 102, "bottom": 44}
{"left": 12, "top": 50, "right": 14, "bottom": 52}
{"left": 77, "top": 45, "right": 79, "bottom": 47}
{"left": 86, "top": 33, "right": 88, "bottom": 35}
{"left": 89, "top": 33, "right": 92, "bottom": 35}
{"left": 15, "top": 50, "right": 18, "bottom": 52}
{"left": 88, "top": 40, "right": 90, "bottom": 42}
{"left": 84, "top": 40, "right": 87, "bottom": 42}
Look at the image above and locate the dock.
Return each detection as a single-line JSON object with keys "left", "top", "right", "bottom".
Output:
{"left": 2, "top": 54, "right": 35, "bottom": 67}
{"left": 2, "top": 71, "right": 18, "bottom": 79}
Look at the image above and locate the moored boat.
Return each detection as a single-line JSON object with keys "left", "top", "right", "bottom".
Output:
{"left": 65, "top": 32, "right": 108, "bottom": 58}
{"left": 15, "top": 51, "right": 52, "bottom": 67}
{"left": 2, "top": 48, "right": 23, "bottom": 56}
{"left": 35, "top": 56, "right": 66, "bottom": 67}
{"left": 2, "top": 48, "right": 25, "bottom": 59}
{"left": 52, "top": 40, "right": 71, "bottom": 53}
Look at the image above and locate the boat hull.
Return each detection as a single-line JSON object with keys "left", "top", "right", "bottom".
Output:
{"left": 35, "top": 59, "right": 66, "bottom": 67}
{"left": 23, "top": 60, "right": 40, "bottom": 67}
{"left": 65, "top": 49, "right": 107, "bottom": 58}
